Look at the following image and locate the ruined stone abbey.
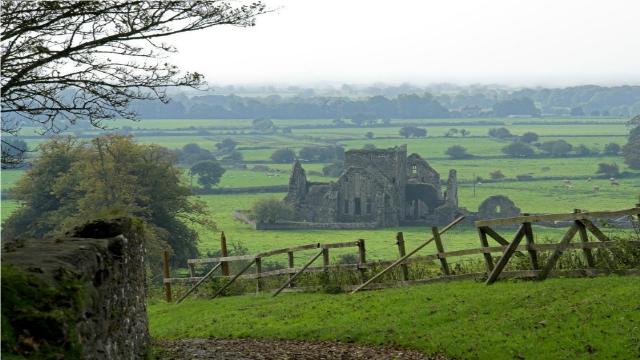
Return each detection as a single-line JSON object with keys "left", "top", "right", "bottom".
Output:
{"left": 284, "top": 145, "right": 461, "bottom": 228}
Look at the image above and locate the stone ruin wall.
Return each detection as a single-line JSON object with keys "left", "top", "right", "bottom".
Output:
{"left": 1, "top": 218, "right": 148, "bottom": 359}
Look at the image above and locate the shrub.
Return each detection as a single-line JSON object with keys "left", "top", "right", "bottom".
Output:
{"left": 575, "top": 144, "right": 598, "bottom": 156}
{"left": 251, "top": 198, "right": 293, "bottom": 224}
{"left": 520, "top": 132, "right": 539, "bottom": 143}
{"left": 215, "top": 138, "right": 237, "bottom": 151}
{"left": 540, "top": 140, "right": 572, "bottom": 157}
{"left": 488, "top": 127, "right": 512, "bottom": 139}
{"left": 502, "top": 142, "right": 534, "bottom": 157}
{"left": 252, "top": 118, "right": 274, "bottom": 132}
{"left": 222, "top": 150, "right": 243, "bottom": 163}
{"left": 270, "top": 148, "right": 296, "bottom": 163}
{"left": 596, "top": 163, "right": 620, "bottom": 177}
{"left": 490, "top": 170, "right": 505, "bottom": 180}
{"left": 399, "top": 126, "right": 427, "bottom": 138}
{"left": 365, "top": 131, "right": 374, "bottom": 139}
{"left": 603, "top": 143, "right": 621, "bottom": 155}
{"left": 299, "top": 145, "right": 344, "bottom": 162}
{"left": 445, "top": 145, "right": 472, "bottom": 159}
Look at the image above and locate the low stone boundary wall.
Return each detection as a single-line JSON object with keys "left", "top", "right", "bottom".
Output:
{"left": 1, "top": 218, "right": 148, "bottom": 359}
{"left": 255, "top": 221, "right": 378, "bottom": 230}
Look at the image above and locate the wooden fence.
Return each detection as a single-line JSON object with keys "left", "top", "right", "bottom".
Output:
{"left": 163, "top": 206, "right": 640, "bottom": 302}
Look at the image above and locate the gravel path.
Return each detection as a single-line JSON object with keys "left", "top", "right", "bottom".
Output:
{"left": 155, "top": 338, "right": 449, "bottom": 360}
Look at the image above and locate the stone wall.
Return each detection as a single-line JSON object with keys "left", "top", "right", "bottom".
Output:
{"left": 1, "top": 218, "right": 148, "bottom": 359}
{"left": 256, "top": 221, "right": 378, "bottom": 230}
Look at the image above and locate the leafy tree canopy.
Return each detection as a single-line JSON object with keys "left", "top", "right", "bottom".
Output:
{"left": 445, "top": 145, "right": 472, "bottom": 159}
{"left": 2, "top": 135, "right": 211, "bottom": 265}
{"left": 270, "top": 148, "right": 296, "bottom": 163}
{"left": 502, "top": 142, "right": 535, "bottom": 158}
{"left": 190, "top": 160, "right": 225, "bottom": 189}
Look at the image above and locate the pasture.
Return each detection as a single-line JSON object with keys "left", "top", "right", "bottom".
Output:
{"left": 3, "top": 116, "right": 638, "bottom": 264}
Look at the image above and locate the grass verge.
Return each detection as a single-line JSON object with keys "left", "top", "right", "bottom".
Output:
{"left": 149, "top": 276, "right": 640, "bottom": 360}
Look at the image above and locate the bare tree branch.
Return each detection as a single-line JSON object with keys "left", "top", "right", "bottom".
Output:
{"left": 1, "top": 1, "right": 267, "bottom": 166}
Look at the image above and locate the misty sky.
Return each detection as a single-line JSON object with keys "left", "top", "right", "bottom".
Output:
{"left": 170, "top": 0, "right": 640, "bottom": 87}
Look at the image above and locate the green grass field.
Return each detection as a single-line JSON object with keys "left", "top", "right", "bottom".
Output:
{"left": 3, "top": 114, "right": 638, "bottom": 264}
{"left": 3, "top": 117, "right": 637, "bottom": 261}
{"left": 148, "top": 276, "right": 640, "bottom": 359}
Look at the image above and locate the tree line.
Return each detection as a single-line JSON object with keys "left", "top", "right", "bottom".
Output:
{"left": 130, "top": 85, "right": 640, "bottom": 120}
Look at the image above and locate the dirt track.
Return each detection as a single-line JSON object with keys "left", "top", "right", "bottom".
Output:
{"left": 155, "top": 338, "right": 449, "bottom": 360}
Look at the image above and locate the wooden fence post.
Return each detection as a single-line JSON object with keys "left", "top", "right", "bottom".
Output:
{"left": 255, "top": 257, "right": 262, "bottom": 293}
{"left": 396, "top": 232, "right": 410, "bottom": 281}
{"left": 162, "top": 250, "right": 172, "bottom": 302}
{"left": 522, "top": 214, "right": 539, "bottom": 270}
{"left": 322, "top": 247, "right": 330, "bottom": 272}
{"left": 357, "top": 239, "right": 367, "bottom": 283}
{"left": 574, "top": 209, "right": 595, "bottom": 268}
{"left": 477, "top": 227, "right": 494, "bottom": 272}
{"left": 432, "top": 226, "right": 450, "bottom": 276}
{"left": 321, "top": 246, "right": 330, "bottom": 285}
{"left": 220, "top": 231, "right": 230, "bottom": 276}
{"left": 287, "top": 251, "right": 295, "bottom": 288}
{"left": 188, "top": 263, "right": 195, "bottom": 278}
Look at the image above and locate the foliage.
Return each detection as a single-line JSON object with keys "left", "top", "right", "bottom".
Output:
{"left": 216, "top": 138, "right": 238, "bottom": 151}
{"left": 399, "top": 126, "right": 427, "bottom": 138}
{"left": 489, "top": 170, "right": 505, "bottom": 180}
{"left": 190, "top": 160, "right": 225, "bottom": 189}
{"left": 487, "top": 127, "right": 512, "bottom": 139}
{"left": 251, "top": 198, "right": 293, "bottom": 224}
{"left": 570, "top": 106, "right": 585, "bottom": 116}
{"left": 116, "top": 85, "right": 640, "bottom": 119}
{"left": 364, "top": 131, "right": 374, "bottom": 139}
{"left": 540, "top": 140, "right": 573, "bottom": 157}
{"left": 574, "top": 144, "right": 598, "bottom": 156}
{"left": 603, "top": 142, "right": 621, "bottom": 155}
{"left": 2, "top": 135, "right": 210, "bottom": 265}
{"left": 520, "top": 131, "right": 539, "bottom": 143}
{"left": 596, "top": 163, "right": 620, "bottom": 177}
{"left": 270, "top": 148, "right": 296, "bottom": 163}
{"left": 222, "top": 151, "right": 244, "bottom": 164}
{"left": 623, "top": 115, "right": 640, "bottom": 169}
{"left": 492, "top": 97, "right": 540, "bottom": 117}
{"left": 298, "top": 146, "right": 344, "bottom": 162}
{"left": 177, "top": 143, "right": 215, "bottom": 165}
{"left": 502, "top": 142, "right": 535, "bottom": 157}
{"left": 445, "top": 145, "right": 472, "bottom": 159}
{"left": 252, "top": 118, "right": 274, "bottom": 132}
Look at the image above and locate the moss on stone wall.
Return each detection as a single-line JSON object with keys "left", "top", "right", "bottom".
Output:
{"left": 1, "top": 264, "right": 83, "bottom": 359}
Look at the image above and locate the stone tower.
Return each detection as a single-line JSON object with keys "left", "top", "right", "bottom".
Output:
{"left": 285, "top": 160, "right": 307, "bottom": 204}
{"left": 445, "top": 169, "right": 458, "bottom": 207}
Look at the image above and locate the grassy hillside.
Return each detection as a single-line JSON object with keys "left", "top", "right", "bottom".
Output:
{"left": 149, "top": 276, "right": 640, "bottom": 360}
